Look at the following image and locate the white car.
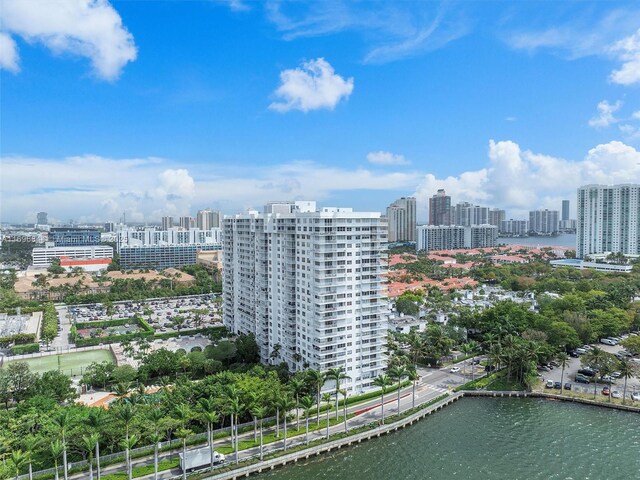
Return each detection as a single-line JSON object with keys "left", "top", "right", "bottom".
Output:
{"left": 450, "top": 366, "right": 461, "bottom": 373}
{"left": 631, "top": 392, "right": 640, "bottom": 401}
{"left": 611, "top": 391, "right": 622, "bottom": 399}
{"left": 600, "top": 338, "right": 617, "bottom": 346}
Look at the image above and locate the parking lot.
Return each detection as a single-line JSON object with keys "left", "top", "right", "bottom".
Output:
{"left": 69, "top": 294, "right": 222, "bottom": 334}
{"left": 540, "top": 338, "right": 640, "bottom": 400}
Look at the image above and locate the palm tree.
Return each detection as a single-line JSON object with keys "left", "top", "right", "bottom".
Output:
{"left": 467, "top": 340, "right": 481, "bottom": 381}
{"left": 339, "top": 389, "right": 348, "bottom": 433}
{"left": 460, "top": 343, "right": 473, "bottom": 376}
{"left": 148, "top": 432, "right": 163, "bottom": 480}
{"left": 85, "top": 410, "right": 105, "bottom": 480}
{"left": 174, "top": 404, "right": 192, "bottom": 480}
{"left": 617, "top": 358, "right": 635, "bottom": 404}
{"left": 50, "top": 440, "right": 63, "bottom": 480}
{"left": 299, "top": 396, "right": 315, "bottom": 445}
{"left": 557, "top": 353, "right": 569, "bottom": 394}
{"left": 197, "top": 397, "right": 219, "bottom": 471}
{"left": 227, "top": 397, "right": 244, "bottom": 464}
{"left": 276, "top": 394, "right": 295, "bottom": 451}
{"left": 322, "top": 393, "right": 332, "bottom": 439}
{"left": 289, "top": 377, "right": 306, "bottom": 430}
{"left": 373, "top": 374, "right": 392, "bottom": 424}
{"left": 81, "top": 434, "right": 99, "bottom": 480}
{"left": 407, "top": 366, "right": 419, "bottom": 409}
{"left": 325, "top": 367, "right": 350, "bottom": 420}
{"left": 583, "top": 347, "right": 607, "bottom": 399}
{"left": 252, "top": 405, "right": 268, "bottom": 460}
{"left": 388, "top": 366, "right": 407, "bottom": 413}
{"left": 119, "top": 435, "right": 139, "bottom": 480}
{"left": 21, "top": 436, "right": 40, "bottom": 480}
{"left": 306, "top": 369, "right": 326, "bottom": 425}
{"left": 52, "top": 411, "right": 71, "bottom": 480}
{"left": 9, "top": 450, "right": 27, "bottom": 480}
{"left": 115, "top": 404, "right": 136, "bottom": 480}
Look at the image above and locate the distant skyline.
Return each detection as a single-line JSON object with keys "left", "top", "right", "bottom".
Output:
{"left": 1, "top": 0, "right": 639, "bottom": 224}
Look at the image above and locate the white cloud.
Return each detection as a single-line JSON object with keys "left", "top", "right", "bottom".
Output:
{"left": 589, "top": 100, "right": 622, "bottom": 128}
{"left": 506, "top": 11, "right": 640, "bottom": 86}
{"left": 0, "top": 32, "right": 19, "bottom": 72}
{"left": 0, "top": 0, "right": 137, "bottom": 80}
{"left": 269, "top": 58, "right": 354, "bottom": 113}
{"left": 413, "top": 139, "right": 640, "bottom": 219}
{"left": 609, "top": 28, "right": 640, "bottom": 85}
{"left": 366, "top": 151, "right": 409, "bottom": 166}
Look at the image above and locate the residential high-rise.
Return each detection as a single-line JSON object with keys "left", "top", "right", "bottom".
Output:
{"left": 37, "top": 212, "right": 48, "bottom": 225}
{"left": 488, "top": 209, "right": 506, "bottom": 228}
{"left": 529, "top": 209, "right": 559, "bottom": 235}
{"left": 562, "top": 200, "right": 570, "bottom": 221}
{"left": 386, "top": 197, "right": 416, "bottom": 242}
{"left": 161, "top": 216, "right": 174, "bottom": 230}
{"left": 416, "top": 224, "right": 497, "bottom": 251}
{"left": 196, "top": 209, "right": 221, "bottom": 230}
{"left": 577, "top": 184, "right": 640, "bottom": 259}
{"left": 179, "top": 216, "right": 192, "bottom": 230}
{"left": 223, "top": 201, "right": 388, "bottom": 393}
{"left": 500, "top": 219, "right": 529, "bottom": 236}
{"left": 428, "top": 189, "right": 451, "bottom": 226}
{"left": 104, "top": 222, "right": 115, "bottom": 233}
{"left": 452, "top": 202, "right": 489, "bottom": 226}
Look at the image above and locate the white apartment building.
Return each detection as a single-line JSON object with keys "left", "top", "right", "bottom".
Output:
{"left": 416, "top": 224, "right": 497, "bottom": 251}
{"left": 197, "top": 209, "right": 221, "bottom": 230}
{"left": 386, "top": 196, "right": 416, "bottom": 243}
{"left": 577, "top": 184, "right": 640, "bottom": 259}
{"left": 529, "top": 209, "right": 559, "bottom": 235}
{"left": 453, "top": 202, "right": 489, "bottom": 227}
{"left": 117, "top": 227, "right": 223, "bottom": 248}
{"left": 32, "top": 244, "right": 113, "bottom": 268}
{"left": 223, "top": 201, "right": 389, "bottom": 393}
{"left": 500, "top": 219, "right": 529, "bottom": 236}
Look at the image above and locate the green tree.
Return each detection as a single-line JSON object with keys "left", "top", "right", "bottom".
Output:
{"left": 197, "top": 397, "right": 220, "bottom": 471}
{"left": 306, "top": 369, "right": 326, "bottom": 426}
{"left": 373, "top": 374, "right": 392, "bottom": 424}
{"left": 289, "top": 377, "right": 306, "bottom": 430}
{"left": 299, "top": 396, "right": 315, "bottom": 445}
{"left": 252, "top": 405, "right": 268, "bottom": 460}
{"left": 276, "top": 394, "right": 295, "bottom": 452}
{"left": 557, "top": 352, "right": 569, "bottom": 394}
{"left": 407, "top": 366, "right": 419, "bottom": 409}
{"left": 50, "top": 440, "right": 63, "bottom": 480}
{"left": 119, "top": 434, "right": 139, "bottom": 480}
{"left": 9, "top": 450, "right": 27, "bottom": 480}
{"left": 617, "top": 358, "right": 636, "bottom": 405}
{"left": 388, "top": 366, "right": 407, "bottom": 413}
{"left": 173, "top": 404, "right": 192, "bottom": 480}
{"left": 325, "top": 367, "right": 349, "bottom": 420}
{"left": 85, "top": 410, "right": 105, "bottom": 480}
{"left": 52, "top": 411, "right": 71, "bottom": 480}
{"left": 81, "top": 434, "right": 99, "bottom": 480}
{"left": 322, "top": 393, "right": 332, "bottom": 439}
{"left": 115, "top": 404, "right": 136, "bottom": 480}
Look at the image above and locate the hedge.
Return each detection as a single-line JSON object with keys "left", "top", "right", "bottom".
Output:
{"left": 75, "top": 330, "right": 154, "bottom": 347}
{"left": 40, "top": 303, "right": 58, "bottom": 344}
{"left": 0, "top": 333, "right": 36, "bottom": 347}
{"left": 75, "top": 318, "right": 130, "bottom": 329}
{"left": 10, "top": 343, "right": 40, "bottom": 355}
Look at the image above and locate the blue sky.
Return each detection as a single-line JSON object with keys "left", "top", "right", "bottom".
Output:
{"left": 1, "top": 0, "right": 639, "bottom": 224}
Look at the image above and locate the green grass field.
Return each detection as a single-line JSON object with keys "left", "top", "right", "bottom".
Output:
{"left": 4, "top": 349, "right": 115, "bottom": 376}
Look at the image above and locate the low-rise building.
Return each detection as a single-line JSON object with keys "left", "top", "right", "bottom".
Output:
{"left": 32, "top": 244, "right": 113, "bottom": 268}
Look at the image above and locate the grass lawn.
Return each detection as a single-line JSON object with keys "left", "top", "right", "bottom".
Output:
{"left": 5, "top": 349, "right": 115, "bottom": 376}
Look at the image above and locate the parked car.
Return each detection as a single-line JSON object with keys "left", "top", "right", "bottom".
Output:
{"left": 538, "top": 365, "right": 551, "bottom": 372}
{"left": 564, "top": 383, "right": 572, "bottom": 391}
{"left": 450, "top": 367, "right": 461, "bottom": 373}
{"left": 549, "top": 361, "right": 560, "bottom": 367}
{"left": 578, "top": 368, "right": 596, "bottom": 377}
{"left": 631, "top": 392, "right": 640, "bottom": 401}
{"left": 600, "top": 338, "right": 617, "bottom": 346}
{"left": 545, "top": 380, "right": 554, "bottom": 388}
{"left": 575, "top": 348, "right": 587, "bottom": 354}
{"left": 611, "top": 390, "right": 622, "bottom": 399}
{"left": 611, "top": 371, "right": 622, "bottom": 379}
{"left": 602, "top": 387, "right": 610, "bottom": 396}
{"left": 575, "top": 374, "right": 590, "bottom": 384}
{"left": 568, "top": 351, "right": 579, "bottom": 358}
{"left": 553, "top": 382, "right": 562, "bottom": 389}
{"left": 484, "top": 365, "right": 496, "bottom": 372}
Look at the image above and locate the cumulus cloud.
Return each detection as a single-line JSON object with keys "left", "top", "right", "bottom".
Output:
{"left": 269, "top": 58, "right": 354, "bottom": 112}
{"left": 589, "top": 100, "right": 622, "bottom": 128}
{"left": 366, "top": 151, "right": 409, "bottom": 166}
{"left": 0, "top": 32, "right": 19, "bottom": 72}
{"left": 413, "top": 139, "right": 640, "bottom": 219}
{"left": 609, "top": 28, "right": 640, "bottom": 85}
{"left": 0, "top": 0, "right": 137, "bottom": 80}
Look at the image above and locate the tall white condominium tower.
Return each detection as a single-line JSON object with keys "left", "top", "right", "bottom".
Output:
{"left": 197, "top": 209, "right": 221, "bottom": 229}
{"left": 577, "top": 184, "right": 640, "bottom": 259}
{"left": 223, "top": 201, "right": 389, "bottom": 393}
{"left": 386, "top": 197, "right": 416, "bottom": 242}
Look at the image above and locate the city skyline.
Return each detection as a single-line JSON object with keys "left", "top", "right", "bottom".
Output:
{"left": 2, "top": 1, "right": 640, "bottom": 224}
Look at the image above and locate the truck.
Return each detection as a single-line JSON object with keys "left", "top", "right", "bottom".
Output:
{"left": 179, "top": 446, "right": 225, "bottom": 472}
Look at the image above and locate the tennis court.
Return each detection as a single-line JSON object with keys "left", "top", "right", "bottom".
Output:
{"left": 5, "top": 349, "right": 115, "bottom": 376}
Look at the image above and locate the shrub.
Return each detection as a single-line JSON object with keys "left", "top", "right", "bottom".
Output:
{"left": 10, "top": 343, "right": 40, "bottom": 355}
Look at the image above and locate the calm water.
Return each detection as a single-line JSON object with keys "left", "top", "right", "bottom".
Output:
{"left": 498, "top": 233, "right": 576, "bottom": 249}
{"left": 258, "top": 398, "right": 640, "bottom": 480}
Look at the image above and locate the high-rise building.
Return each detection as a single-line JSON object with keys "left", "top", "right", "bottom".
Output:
{"left": 161, "top": 216, "right": 174, "bottom": 231}
{"left": 179, "top": 216, "right": 192, "bottom": 230}
{"left": 452, "top": 202, "right": 489, "bottom": 226}
{"left": 488, "top": 209, "right": 506, "bottom": 228}
{"left": 577, "top": 184, "right": 640, "bottom": 259}
{"left": 50, "top": 228, "right": 101, "bottom": 246}
{"left": 196, "top": 209, "right": 221, "bottom": 230}
{"left": 428, "top": 189, "right": 451, "bottom": 226}
{"left": 529, "top": 209, "right": 559, "bottom": 235}
{"left": 223, "top": 201, "right": 388, "bottom": 393}
{"left": 416, "top": 225, "right": 497, "bottom": 251}
{"left": 562, "top": 200, "right": 570, "bottom": 221}
{"left": 500, "top": 219, "right": 529, "bottom": 236}
{"left": 37, "top": 212, "right": 48, "bottom": 225}
{"left": 103, "top": 222, "right": 115, "bottom": 233}
{"left": 386, "top": 197, "right": 416, "bottom": 242}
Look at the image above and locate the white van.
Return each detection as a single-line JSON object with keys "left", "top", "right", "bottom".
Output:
{"left": 600, "top": 338, "right": 617, "bottom": 346}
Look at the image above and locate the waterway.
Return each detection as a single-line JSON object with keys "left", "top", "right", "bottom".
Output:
{"left": 257, "top": 398, "right": 640, "bottom": 480}
{"left": 499, "top": 233, "right": 576, "bottom": 249}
